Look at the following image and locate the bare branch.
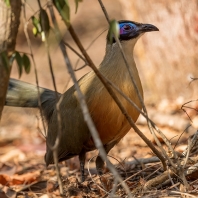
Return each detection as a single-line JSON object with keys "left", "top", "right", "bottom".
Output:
{"left": 22, "top": 1, "right": 47, "bottom": 136}
{"left": 63, "top": 41, "right": 87, "bottom": 64}
{"left": 97, "top": 0, "right": 171, "bottom": 170}
{"left": 98, "top": 0, "right": 110, "bottom": 23}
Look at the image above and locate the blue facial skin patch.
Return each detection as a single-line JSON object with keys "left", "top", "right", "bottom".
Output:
{"left": 118, "top": 21, "right": 140, "bottom": 41}
{"left": 119, "top": 23, "right": 137, "bottom": 35}
{"left": 108, "top": 20, "right": 158, "bottom": 43}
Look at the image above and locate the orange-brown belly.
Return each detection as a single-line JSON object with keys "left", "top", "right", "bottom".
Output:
{"left": 85, "top": 89, "right": 142, "bottom": 149}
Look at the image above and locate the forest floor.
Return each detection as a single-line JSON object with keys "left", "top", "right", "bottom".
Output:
{"left": 1, "top": 103, "right": 198, "bottom": 197}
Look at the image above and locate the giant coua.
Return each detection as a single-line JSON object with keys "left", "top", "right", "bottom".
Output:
{"left": 5, "top": 20, "right": 158, "bottom": 180}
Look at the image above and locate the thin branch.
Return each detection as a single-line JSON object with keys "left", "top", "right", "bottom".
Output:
{"left": 74, "top": 29, "right": 107, "bottom": 69}
{"left": 145, "top": 167, "right": 162, "bottom": 180}
{"left": 126, "top": 157, "right": 160, "bottom": 166}
{"left": 98, "top": 0, "right": 110, "bottom": 23}
{"left": 62, "top": 41, "right": 133, "bottom": 197}
{"left": 170, "top": 191, "right": 197, "bottom": 198}
{"left": 143, "top": 169, "right": 175, "bottom": 190}
{"left": 174, "top": 124, "right": 191, "bottom": 150}
{"left": 74, "top": 64, "right": 87, "bottom": 71}
{"left": 181, "top": 99, "right": 198, "bottom": 122}
{"left": 49, "top": 1, "right": 132, "bottom": 196}
{"left": 97, "top": 0, "right": 173, "bottom": 169}
{"left": 189, "top": 77, "right": 198, "bottom": 85}
{"left": 110, "top": 179, "right": 118, "bottom": 198}
{"left": 63, "top": 41, "right": 87, "bottom": 64}
{"left": 46, "top": 1, "right": 65, "bottom": 194}
{"left": 22, "top": 1, "right": 47, "bottom": 136}
{"left": 183, "top": 131, "right": 198, "bottom": 162}
{"left": 66, "top": 23, "right": 166, "bottom": 172}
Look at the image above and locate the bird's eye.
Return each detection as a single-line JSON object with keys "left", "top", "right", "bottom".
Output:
{"left": 123, "top": 24, "right": 133, "bottom": 31}
{"left": 119, "top": 23, "right": 135, "bottom": 35}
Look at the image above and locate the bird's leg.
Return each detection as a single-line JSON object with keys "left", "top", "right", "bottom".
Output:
{"left": 96, "top": 142, "right": 117, "bottom": 176}
{"left": 96, "top": 155, "right": 105, "bottom": 175}
{"left": 78, "top": 150, "right": 86, "bottom": 182}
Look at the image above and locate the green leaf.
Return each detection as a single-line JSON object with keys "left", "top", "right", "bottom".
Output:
{"left": 60, "top": 0, "right": 70, "bottom": 25}
{"left": 108, "top": 20, "right": 119, "bottom": 44}
{"left": 22, "top": 54, "right": 31, "bottom": 74}
{"left": 75, "top": 0, "right": 83, "bottom": 13}
{"left": 15, "top": 52, "right": 23, "bottom": 78}
{"left": 53, "top": 0, "right": 70, "bottom": 25}
{"left": 40, "top": 9, "right": 50, "bottom": 39}
{"left": 0, "top": 51, "right": 9, "bottom": 73}
{"left": 53, "top": 0, "right": 65, "bottom": 9}
{"left": 4, "top": 0, "right": 10, "bottom": 7}
{"left": 31, "top": 16, "right": 42, "bottom": 33}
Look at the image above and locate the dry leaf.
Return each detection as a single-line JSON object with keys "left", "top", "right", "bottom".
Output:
{"left": 0, "top": 150, "right": 25, "bottom": 163}
{"left": 11, "top": 170, "right": 40, "bottom": 185}
{"left": 0, "top": 175, "right": 11, "bottom": 185}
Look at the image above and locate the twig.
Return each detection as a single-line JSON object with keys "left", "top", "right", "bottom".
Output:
{"left": 63, "top": 41, "right": 87, "bottom": 64}
{"left": 74, "top": 64, "right": 87, "bottom": 71}
{"left": 181, "top": 99, "right": 198, "bottom": 122}
{"left": 22, "top": 1, "right": 47, "bottom": 136}
{"left": 123, "top": 163, "right": 161, "bottom": 186}
{"left": 183, "top": 106, "right": 198, "bottom": 112}
{"left": 61, "top": 43, "right": 134, "bottom": 196}
{"left": 50, "top": 2, "right": 132, "bottom": 196}
{"left": 67, "top": 19, "right": 167, "bottom": 175}
{"left": 167, "top": 167, "right": 180, "bottom": 191}
{"left": 74, "top": 29, "right": 107, "bottom": 69}
{"left": 145, "top": 167, "right": 162, "bottom": 180}
{"left": 187, "top": 162, "right": 198, "bottom": 176}
{"left": 169, "top": 191, "right": 197, "bottom": 198}
{"left": 42, "top": 0, "right": 64, "bottom": 194}
{"left": 190, "top": 178, "right": 198, "bottom": 185}
{"left": 34, "top": 0, "right": 63, "bottom": 195}
{"left": 126, "top": 157, "right": 160, "bottom": 166}
{"left": 142, "top": 155, "right": 198, "bottom": 190}
{"left": 189, "top": 77, "right": 198, "bottom": 85}
{"left": 143, "top": 169, "right": 175, "bottom": 190}
{"left": 97, "top": 0, "right": 172, "bottom": 170}
{"left": 163, "top": 182, "right": 180, "bottom": 190}
{"left": 183, "top": 131, "right": 198, "bottom": 163}
{"left": 110, "top": 179, "right": 118, "bottom": 198}
{"left": 98, "top": 0, "right": 110, "bottom": 23}
{"left": 173, "top": 124, "right": 191, "bottom": 150}
{"left": 116, "top": 36, "right": 174, "bottom": 167}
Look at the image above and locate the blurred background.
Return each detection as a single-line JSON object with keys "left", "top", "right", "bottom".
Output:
{"left": 1, "top": 0, "right": 198, "bottom": 166}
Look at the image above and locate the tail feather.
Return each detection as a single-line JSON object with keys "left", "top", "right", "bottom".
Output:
{"left": 6, "top": 78, "right": 61, "bottom": 122}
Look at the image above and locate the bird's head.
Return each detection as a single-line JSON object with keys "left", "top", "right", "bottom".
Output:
{"left": 107, "top": 20, "right": 159, "bottom": 44}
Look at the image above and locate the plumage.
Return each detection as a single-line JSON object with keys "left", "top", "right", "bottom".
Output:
{"left": 5, "top": 20, "right": 158, "bottom": 181}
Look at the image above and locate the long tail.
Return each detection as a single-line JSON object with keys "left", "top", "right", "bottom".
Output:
{"left": 6, "top": 78, "right": 61, "bottom": 122}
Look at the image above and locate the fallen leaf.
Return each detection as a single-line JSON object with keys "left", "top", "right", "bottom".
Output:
{"left": 0, "top": 149, "right": 26, "bottom": 163}
{"left": 0, "top": 175, "right": 11, "bottom": 185}
{"left": 11, "top": 170, "right": 40, "bottom": 185}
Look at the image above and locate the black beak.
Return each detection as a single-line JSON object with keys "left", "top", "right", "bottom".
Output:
{"left": 137, "top": 23, "right": 159, "bottom": 33}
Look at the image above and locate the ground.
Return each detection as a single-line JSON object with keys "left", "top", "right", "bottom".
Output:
{"left": 1, "top": 104, "right": 198, "bottom": 197}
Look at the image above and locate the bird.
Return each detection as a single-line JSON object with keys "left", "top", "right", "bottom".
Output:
{"left": 5, "top": 20, "right": 158, "bottom": 181}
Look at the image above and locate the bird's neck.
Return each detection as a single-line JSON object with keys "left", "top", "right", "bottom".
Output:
{"left": 99, "top": 39, "right": 140, "bottom": 85}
